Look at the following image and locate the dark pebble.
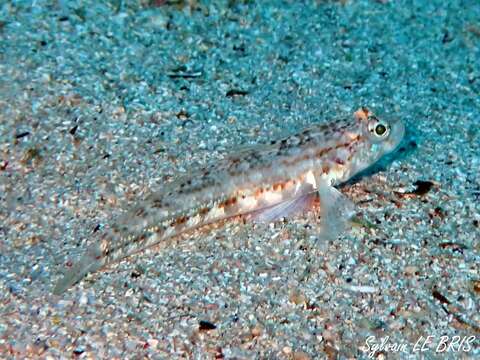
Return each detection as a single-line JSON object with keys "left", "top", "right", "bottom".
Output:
{"left": 199, "top": 320, "right": 217, "bottom": 331}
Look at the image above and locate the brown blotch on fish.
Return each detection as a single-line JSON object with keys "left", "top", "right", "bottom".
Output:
{"left": 335, "top": 142, "right": 350, "bottom": 150}
{"left": 254, "top": 188, "right": 265, "bottom": 197}
{"left": 273, "top": 182, "right": 284, "bottom": 191}
{"left": 315, "top": 147, "right": 332, "bottom": 158}
{"left": 171, "top": 216, "right": 189, "bottom": 227}
{"left": 135, "top": 234, "right": 147, "bottom": 243}
{"left": 198, "top": 207, "right": 210, "bottom": 215}
{"left": 282, "top": 154, "right": 309, "bottom": 166}
{"left": 218, "top": 197, "right": 237, "bottom": 208}
{"left": 355, "top": 107, "right": 371, "bottom": 121}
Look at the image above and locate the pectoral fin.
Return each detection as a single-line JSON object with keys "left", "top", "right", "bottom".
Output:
{"left": 249, "top": 179, "right": 317, "bottom": 223}
{"left": 317, "top": 180, "right": 355, "bottom": 241}
{"left": 249, "top": 191, "right": 318, "bottom": 223}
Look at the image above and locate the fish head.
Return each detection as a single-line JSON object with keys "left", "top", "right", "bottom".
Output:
{"left": 334, "top": 107, "right": 405, "bottom": 183}
{"left": 356, "top": 106, "right": 404, "bottom": 151}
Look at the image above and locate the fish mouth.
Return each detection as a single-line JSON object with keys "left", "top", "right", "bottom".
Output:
{"left": 386, "top": 120, "right": 405, "bottom": 153}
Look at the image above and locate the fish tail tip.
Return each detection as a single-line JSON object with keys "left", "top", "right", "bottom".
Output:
{"left": 52, "top": 277, "right": 73, "bottom": 295}
{"left": 52, "top": 245, "right": 105, "bottom": 295}
{"left": 52, "top": 265, "right": 89, "bottom": 295}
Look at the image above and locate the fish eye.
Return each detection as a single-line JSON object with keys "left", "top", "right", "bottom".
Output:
{"left": 369, "top": 119, "right": 390, "bottom": 138}
{"left": 375, "top": 123, "right": 388, "bottom": 136}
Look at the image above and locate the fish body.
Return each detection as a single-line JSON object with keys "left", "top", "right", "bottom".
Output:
{"left": 53, "top": 107, "right": 404, "bottom": 294}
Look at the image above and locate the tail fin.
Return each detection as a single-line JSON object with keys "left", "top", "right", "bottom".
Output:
{"left": 52, "top": 243, "right": 106, "bottom": 295}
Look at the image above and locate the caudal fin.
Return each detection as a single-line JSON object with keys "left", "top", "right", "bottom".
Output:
{"left": 52, "top": 243, "right": 106, "bottom": 295}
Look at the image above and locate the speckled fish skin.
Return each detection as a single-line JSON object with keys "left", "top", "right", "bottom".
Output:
{"left": 53, "top": 107, "right": 405, "bottom": 294}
